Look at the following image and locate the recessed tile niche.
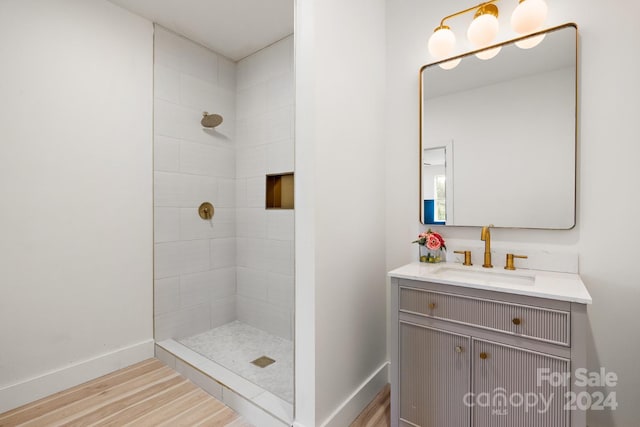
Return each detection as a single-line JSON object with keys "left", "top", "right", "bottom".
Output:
{"left": 266, "top": 173, "right": 294, "bottom": 209}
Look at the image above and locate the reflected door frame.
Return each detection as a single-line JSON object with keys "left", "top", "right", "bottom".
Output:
{"left": 422, "top": 140, "right": 454, "bottom": 225}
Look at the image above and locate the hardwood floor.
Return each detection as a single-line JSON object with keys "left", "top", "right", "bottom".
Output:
{"left": 0, "top": 359, "right": 250, "bottom": 427}
{"left": 1, "top": 358, "right": 391, "bottom": 427}
{"left": 349, "top": 384, "right": 391, "bottom": 427}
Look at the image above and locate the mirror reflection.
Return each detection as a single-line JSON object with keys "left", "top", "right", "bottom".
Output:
{"left": 420, "top": 24, "right": 577, "bottom": 229}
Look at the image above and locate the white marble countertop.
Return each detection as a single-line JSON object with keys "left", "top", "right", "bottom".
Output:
{"left": 388, "top": 262, "right": 592, "bottom": 304}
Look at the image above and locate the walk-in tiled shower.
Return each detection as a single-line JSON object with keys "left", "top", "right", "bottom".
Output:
{"left": 152, "top": 25, "right": 294, "bottom": 425}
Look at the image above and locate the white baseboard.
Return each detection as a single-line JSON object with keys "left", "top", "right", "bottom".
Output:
{"left": 320, "top": 361, "right": 390, "bottom": 427}
{"left": 0, "top": 339, "right": 154, "bottom": 413}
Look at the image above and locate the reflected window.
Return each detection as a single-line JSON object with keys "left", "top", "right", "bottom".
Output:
{"left": 434, "top": 175, "right": 446, "bottom": 222}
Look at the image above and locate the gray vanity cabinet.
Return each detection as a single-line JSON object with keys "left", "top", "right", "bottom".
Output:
{"left": 390, "top": 277, "right": 588, "bottom": 427}
{"left": 472, "top": 338, "right": 570, "bottom": 427}
{"left": 399, "top": 322, "right": 470, "bottom": 426}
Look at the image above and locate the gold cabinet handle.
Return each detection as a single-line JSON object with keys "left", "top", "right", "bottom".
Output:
{"left": 428, "top": 302, "right": 437, "bottom": 310}
{"left": 512, "top": 317, "right": 521, "bottom": 325}
{"left": 479, "top": 352, "right": 488, "bottom": 360}
{"left": 455, "top": 346, "right": 464, "bottom": 353}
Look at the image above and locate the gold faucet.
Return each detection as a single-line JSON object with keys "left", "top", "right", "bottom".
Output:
{"left": 505, "top": 253, "right": 528, "bottom": 270}
{"left": 480, "top": 224, "right": 494, "bottom": 268}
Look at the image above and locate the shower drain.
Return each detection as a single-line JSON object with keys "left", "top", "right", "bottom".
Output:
{"left": 251, "top": 356, "right": 276, "bottom": 368}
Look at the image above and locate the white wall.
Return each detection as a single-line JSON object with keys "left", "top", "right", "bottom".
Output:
{"left": 153, "top": 26, "right": 238, "bottom": 341}
{"left": 0, "top": 0, "right": 154, "bottom": 411}
{"left": 236, "top": 36, "right": 295, "bottom": 340}
{"left": 386, "top": 1, "right": 640, "bottom": 425}
{"left": 295, "top": 0, "right": 388, "bottom": 425}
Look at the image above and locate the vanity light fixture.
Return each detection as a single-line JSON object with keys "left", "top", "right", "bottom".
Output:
{"left": 428, "top": 0, "right": 549, "bottom": 66}
{"left": 427, "top": 25, "right": 456, "bottom": 59}
{"left": 475, "top": 46, "right": 501, "bottom": 60}
{"left": 511, "top": 0, "right": 548, "bottom": 34}
{"left": 467, "top": 3, "right": 500, "bottom": 48}
{"left": 439, "top": 58, "right": 462, "bottom": 70}
{"left": 515, "top": 32, "right": 546, "bottom": 49}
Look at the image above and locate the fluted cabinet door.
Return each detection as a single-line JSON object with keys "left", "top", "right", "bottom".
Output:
{"left": 400, "top": 322, "right": 470, "bottom": 427}
{"left": 472, "top": 338, "right": 570, "bottom": 427}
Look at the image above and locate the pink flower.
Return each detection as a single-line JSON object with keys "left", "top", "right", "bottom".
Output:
{"left": 426, "top": 234, "right": 441, "bottom": 250}
{"left": 413, "top": 229, "right": 447, "bottom": 250}
{"left": 432, "top": 232, "right": 445, "bottom": 247}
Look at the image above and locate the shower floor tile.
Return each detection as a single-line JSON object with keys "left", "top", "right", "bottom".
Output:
{"left": 179, "top": 321, "right": 293, "bottom": 403}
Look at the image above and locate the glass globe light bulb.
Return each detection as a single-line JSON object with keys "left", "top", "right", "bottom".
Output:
{"left": 475, "top": 46, "right": 502, "bottom": 60}
{"left": 428, "top": 26, "right": 456, "bottom": 59}
{"left": 515, "top": 33, "right": 545, "bottom": 49}
{"left": 511, "top": 0, "right": 548, "bottom": 34}
{"left": 467, "top": 5, "right": 500, "bottom": 48}
{"left": 438, "top": 58, "right": 461, "bottom": 70}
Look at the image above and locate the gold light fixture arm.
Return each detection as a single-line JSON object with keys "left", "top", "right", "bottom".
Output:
{"left": 439, "top": 0, "right": 500, "bottom": 27}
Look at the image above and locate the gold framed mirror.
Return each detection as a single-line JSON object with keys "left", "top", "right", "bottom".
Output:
{"left": 420, "top": 23, "right": 577, "bottom": 229}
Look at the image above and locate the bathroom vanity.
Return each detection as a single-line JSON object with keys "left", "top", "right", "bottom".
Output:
{"left": 389, "top": 262, "right": 592, "bottom": 427}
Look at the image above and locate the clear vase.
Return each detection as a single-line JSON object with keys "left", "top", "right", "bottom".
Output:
{"left": 419, "top": 246, "right": 444, "bottom": 263}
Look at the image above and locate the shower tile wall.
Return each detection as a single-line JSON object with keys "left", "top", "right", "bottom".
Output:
{"left": 236, "top": 36, "right": 295, "bottom": 340}
{"left": 153, "top": 26, "right": 237, "bottom": 341}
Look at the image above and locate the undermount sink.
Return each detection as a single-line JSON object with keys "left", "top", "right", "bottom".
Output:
{"left": 433, "top": 266, "right": 536, "bottom": 287}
